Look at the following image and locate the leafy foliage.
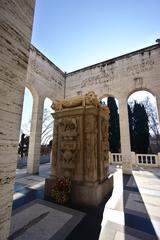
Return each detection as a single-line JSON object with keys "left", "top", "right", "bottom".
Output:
{"left": 53, "top": 176, "right": 72, "bottom": 193}
{"left": 128, "top": 104, "right": 135, "bottom": 151}
{"left": 142, "top": 97, "right": 160, "bottom": 140}
{"left": 108, "top": 97, "right": 120, "bottom": 153}
{"left": 18, "top": 133, "right": 30, "bottom": 157}
{"left": 128, "top": 102, "right": 149, "bottom": 153}
{"left": 51, "top": 176, "right": 72, "bottom": 204}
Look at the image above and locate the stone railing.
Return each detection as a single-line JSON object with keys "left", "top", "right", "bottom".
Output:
{"left": 109, "top": 152, "right": 160, "bottom": 167}
{"left": 109, "top": 152, "right": 122, "bottom": 164}
{"left": 136, "top": 154, "right": 158, "bottom": 166}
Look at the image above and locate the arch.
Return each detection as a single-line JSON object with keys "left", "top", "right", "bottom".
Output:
{"left": 42, "top": 97, "right": 54, "bottom": 145}
{"left": 17, "top": 87, "right": 33, "bottom": 169}
{"left": 40, "top": 97, "right": 54, "bottom": 163}
{"left": 25, "top": 82, "right": 39, "bottom": 99}
{"left": 99, "top": 93, "right": 115, "bottom": 101}
{"left": 127, "top": 89, "right": 160, "bottom": 154}
{"left": 20, "top": 87, "right": 33, "bottom": 135}
{"left": 101, "top": 95, "right": 121, "bottom": 153}
{"left": 127, "top": 87, "right": 156, "bottom": 101}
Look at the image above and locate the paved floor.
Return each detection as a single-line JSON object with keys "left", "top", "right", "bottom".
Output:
{"left": 13, "top": 163, "right": 51, "bottom": 210}
{"left": 10, "top": 199, "right": 85, "bottom": 240}
{"left": 99, "top": 166, "right": 160, "bottom": 240}
{"left": 12, "top": 164, "right": 160, "bottom": 240}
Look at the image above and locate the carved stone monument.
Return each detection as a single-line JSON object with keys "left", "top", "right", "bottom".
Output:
{"left": 45, "top": 91, "right": 113, "bottom": 206}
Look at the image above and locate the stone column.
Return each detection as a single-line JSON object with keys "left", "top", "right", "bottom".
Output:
{"left": 0, "top": 1, "right": 35, "bottom": 239}
{"left": 157, "top": 153, "right": 160, "bottom": 167}
{"left": 119, "top": 98, "right": 132, "bottom": 174}
{"left": 155, "top": 94, "right": 160, "bottom": 126}
{"left": 27, "top": 96, "right": 45, "bottom": 174}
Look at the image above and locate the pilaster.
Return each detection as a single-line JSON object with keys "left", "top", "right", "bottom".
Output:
{"left": 119, "top": 98, "right": 132, "bottom": 174}
{"left": 0, "top": 1, "right": 35, "bottom": 239}
{"left": 27, "top": 96, "right": 45, "bottom": 174}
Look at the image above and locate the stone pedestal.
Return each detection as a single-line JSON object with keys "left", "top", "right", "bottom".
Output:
{"left": 45, "top": 92, "right": 113, "bottom": 206}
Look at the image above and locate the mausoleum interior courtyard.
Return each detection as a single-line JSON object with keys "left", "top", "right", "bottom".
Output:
{"left": 0, "top": 1, "right": 160, "bottom": 239}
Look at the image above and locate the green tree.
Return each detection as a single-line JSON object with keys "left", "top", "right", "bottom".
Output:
{"left": 18, "top": 133, "right": 30, "bottom": 157}
{"left": 108, "top": 97, "right": 120, "bottom": 152}
{"left": 133, "top": 102, "right": 149, "bottom": 153}
{"left": 128, "top": 104, "right": 135, "bottom": 151}
{"left": 143, "top": 97, "right": 160, "bottom": 146}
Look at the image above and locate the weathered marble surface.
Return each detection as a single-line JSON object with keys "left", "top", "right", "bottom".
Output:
{"left": 0, "top": 1, "right": 35, "bottom": 239}
{"left": 25, "top": 45, "right": 66, "bottom": 175}
{"left": 27, "top": 45, "right": 65, "bottom": 101}
{"left": 99, "top": 166, "right": 160, "bottom": 240}
{"left": 45, "top": 92, "right": 113, "bottom": 205}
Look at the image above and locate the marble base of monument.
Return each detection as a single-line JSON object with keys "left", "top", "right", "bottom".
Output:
{"left": 45, "top": 176, "right": 113, "bottom": 206}
{"left": 71, "top": 176, "right": 113, "bottom": 206}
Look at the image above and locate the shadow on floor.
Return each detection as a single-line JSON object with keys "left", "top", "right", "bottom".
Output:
{"left": 123, "top": 174, "right": 158, "bottom": 240}
{"left": 13, "top": 182, "right": 113, "bottom": 240}
{"left": 13, "top": 187, "right": 44, "bottom": 210}
{"left": 63, "top": 191, "right": 113, "bottom": 240}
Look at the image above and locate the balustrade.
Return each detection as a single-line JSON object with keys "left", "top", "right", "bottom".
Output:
{"left": 109, "top": 153, "right": 159, "bottom": 167}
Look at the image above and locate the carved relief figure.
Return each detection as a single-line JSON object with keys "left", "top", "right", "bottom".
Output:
{"left": 85, "top": 116, "right": 97, "bottom": 180}
{"left": 100, "top": 116, "right": 109, "bottom": 179}
{"left": 52, "top": 121, "right": 58, "bottom": 167}
{"left": 101, "top": 119, "right": 109, "bottom": 162}
{"left": 51, "top": 91, "right": 109, "bottom": 182}
{"left": 52, "top": 91, "right": 100, "bottom": 111}
{"left": 58, "top": 117, "right": 79, "bottom": 171}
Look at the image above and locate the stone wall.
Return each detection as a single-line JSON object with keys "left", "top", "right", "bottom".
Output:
{"left": 26, "top": 45, "right": 65, "bottom": 101}
{"left": 66, "top": 44, "right": 160, "bottom": 101}
{"left": 26, "top": 46, "right": 65, "bottom": 174}
{"left": 0, "top": 1, "right": 35, "bottom": 239}
{"left": 65, "top": 44, "right": 160, "bottom": 173}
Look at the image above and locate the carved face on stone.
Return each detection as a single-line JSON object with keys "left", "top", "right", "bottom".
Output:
{"left": 85, "top": 91, "right": 98, "bottom": 106}
{"left": 86, "top": 91, "right": 97, "bottom": 99}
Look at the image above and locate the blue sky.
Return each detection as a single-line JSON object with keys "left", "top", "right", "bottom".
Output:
{"left": 21, "top": 0, "right": 160, "bottom": 134}
{"left": 31, "top": 0, "right": 160, "bottom": 72}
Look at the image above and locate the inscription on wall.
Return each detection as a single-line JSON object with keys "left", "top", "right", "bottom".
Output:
{"left": 76, "top": 59, "right": 155, "bottom": 90}
{"left": 81, "top": 71, "right": 114, "bottom": 88}
{"left": 126, "top": 59, "right": 154, "bottom": 75}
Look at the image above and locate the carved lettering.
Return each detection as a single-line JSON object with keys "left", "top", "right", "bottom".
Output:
{"left": 126, "top": 60, "right": 154, "bottom": 75}
{"left": 81, "top": 71, "right": 114, "bottom": 88}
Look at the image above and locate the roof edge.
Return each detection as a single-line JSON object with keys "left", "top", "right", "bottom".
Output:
{"left": 67, "top": 44, "right": 160, "bottom": 76}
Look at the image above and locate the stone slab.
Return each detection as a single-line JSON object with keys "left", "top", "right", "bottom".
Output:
{"left": 9, "top": 199, "right": 85, "bottom": 240}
